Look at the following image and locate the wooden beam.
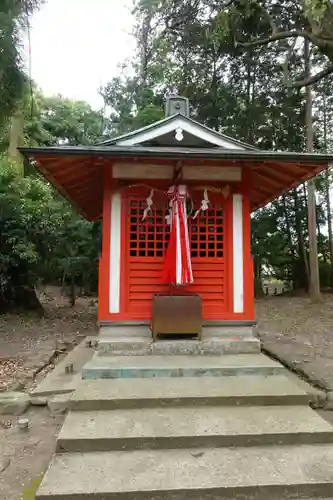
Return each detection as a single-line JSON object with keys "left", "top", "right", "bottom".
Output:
{"left": 259, "top": 164, "right": 293, "bottom": 184}
{"left": 252, "top": 171, "right": 284, "bottom": 189}
{"left": 56, "top": 165, "right": 99, "bottom": 185}
{"left": 268, "top": 161, "right": 310, "bottom": 176}
{"left": 47, "top": 159, "right": 93, "bottom": 176}
{"left": 66, "top": 172, "right": 102, "bottom": 191}
{"left": 37, "top": 164, "right": 90, "bottom": 219}
{"left": 37, "top": 155, "right": 88, "bottom": 169}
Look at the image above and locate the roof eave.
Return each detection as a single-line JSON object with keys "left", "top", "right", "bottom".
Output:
{"left": 18, "top": 146, "right": 333, "bottom": 164}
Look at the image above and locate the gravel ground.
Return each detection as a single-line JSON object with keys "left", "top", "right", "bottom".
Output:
{"left": 256, "top": 294, "right": 333, "bottom": 391}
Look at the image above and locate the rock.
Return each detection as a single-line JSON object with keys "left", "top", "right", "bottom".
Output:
{"left": 91, "top": 339, "right": 99, "bottom": 349}
{"left": 47, "top": 394, "right": 71, "bottom": 415}
{"left": 56, "top": 340, "right": 67, "bottom": 352}
{"left": 11, "top": 381, "right": 26, "bottom": 391}
{"left": 0, "top": 457, "right": 10, "bottom": 473}
{"left": 30, "top": 396, "right": 48, "bottom": 407}
{"left": 17, "top": 418, "right": 29, "bottom": 430}
{"left": 0, "top": 419, "right": 12, "bottom": 429}
{"left": 0, "top": 392, "right": 30, "bottom": 415}
{"left": 65, "top": 363, "right": 74, "bottom": 374}
{"left": 325, "top": 391, "right": 333, "bottom": 410}
{"left": 309, "top": 389, "right": 327, "bottom": 409}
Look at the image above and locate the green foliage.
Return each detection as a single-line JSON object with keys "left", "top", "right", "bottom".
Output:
{"left": 0, "top": 154, "right": 100, "bottom": 311}
{"left": 101, "top": 75, "right": 164, "bottom": 135}
{"left": 25, "top": 93, "right": 106, "bottom": 146}
{"left": 3, "top": 0, "right": 333, "bottom": 310}
{"left": 0, "top": 156, "right": 53, "bottom": 310}
{"left": 99, "top": 0, "right": 333, "bottom": 294}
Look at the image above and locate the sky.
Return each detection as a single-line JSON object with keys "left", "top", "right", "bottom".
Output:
{"left": 26, "top": 0, "right": 135, "bottom": 109}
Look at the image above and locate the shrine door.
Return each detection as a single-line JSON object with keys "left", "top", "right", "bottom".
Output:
{"left": 123, "top": 189, "right": 229, "bottom": 320}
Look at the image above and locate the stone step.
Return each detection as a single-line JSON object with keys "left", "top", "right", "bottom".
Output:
{"left": 37, "top": 444, "right": 333, "bottom": 499}
{"left": 72, "top": 375, "right": 310, "bottom": 411}
{"left": 57, "top": 405, "right": 333, "bottom": 453}
{"left": 82, "top": 353, "right": 284, "bottom": 380}
{"left": 97, "top": 337, "right": 261, "bottom": 356}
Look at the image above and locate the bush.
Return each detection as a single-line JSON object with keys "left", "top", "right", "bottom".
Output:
{"left": 0, "top": 157, "right": 100, "bottom": 311}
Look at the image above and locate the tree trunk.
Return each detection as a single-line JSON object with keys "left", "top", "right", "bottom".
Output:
{"left": 282, "top": 195, "right": 295, "bottom": 258}
{"left": 322, "top": 95, "right": 333, "bottom": 284}
{"left": 325, "top": 168, "right": 333, "bottom": 284}
{"left": 304, "top": 39, "right": 322, "bottom": 302}
{"left": 69, "top": 274, "right": 76, "bottom": 307}
{"left": 139, "top": 10, "right": 153, "bottom": 85}
{"left": 8, "top": 108, "right": 24, "bottom": 167}
{"left": 293, "top": 188, "right": 310, "bottom": 289}
{"left": 253, "top": 256, "right": 264, "bottom": 297}
{"left": 0, "top": 284, "right": 44, "bottom": 315}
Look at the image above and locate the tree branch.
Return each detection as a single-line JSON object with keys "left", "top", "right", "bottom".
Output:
{"left": 287, "top": 64, "right": 333, "bottom": 88}
{"left": 238, "top": 30, "right": 313, "bottom": 48}
{"left": 282, "top": 38, "right": 297, "bottom": 86}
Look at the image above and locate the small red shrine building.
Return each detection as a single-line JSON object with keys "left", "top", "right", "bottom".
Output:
{"left": 20, "top": 96, "right": 332, "bottom": 331}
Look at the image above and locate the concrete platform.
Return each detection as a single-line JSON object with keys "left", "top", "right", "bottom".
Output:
{"left": 99, "top": 325, "right": 255, "bottom": 340}
{"left": 97, "top": 337, "right": 261, "bottom": 356}
{"left": 31, "top": 340, "right": 94, "bottom": 397}
{"left": 71, "top": 375, "right": 310, "bottom": 411}
{"left": 37, "top": 444, "right": 333, "bottom": 499}
{"left": 82, "top": 353, "right": 284, "bottom": 380}
{"left": 57, "top": 405, "right": 333, "bottom": 452}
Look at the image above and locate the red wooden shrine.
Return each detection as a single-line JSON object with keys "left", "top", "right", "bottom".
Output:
{"left": 99, "top": 183, "right": 251, "bottom": 323}
{"left": 20, "top": 96, "right": 332, "bottom": 329}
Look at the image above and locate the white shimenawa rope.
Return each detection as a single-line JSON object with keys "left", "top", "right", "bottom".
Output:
{"left": 193, "top": 189, "right": 210, "bottom": 219}
{"left": 142, "top": 189, "right": 154, "bottom": 221}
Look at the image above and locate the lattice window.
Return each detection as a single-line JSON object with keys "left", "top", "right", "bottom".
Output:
{"left": 190, "top": 204, "right": 224, "bottom": 258}
{"left": 129, "top": 199, "right": 170, "bottom": 258}
{"left": 128, "top": 198, "right": 224, "bottom": 259}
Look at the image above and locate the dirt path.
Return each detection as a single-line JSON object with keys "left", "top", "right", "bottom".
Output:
{"left": 0, "top": 292, "right": 97, "bottom": 392}
{"left": 0, "top": 290, "right": 97, "bottom": 500}
{"left": 0, "top": 407, "right": 64, "bottom": 500}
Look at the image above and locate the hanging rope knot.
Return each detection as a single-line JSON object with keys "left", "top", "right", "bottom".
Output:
{"left": 142, "top": 189, "right": 154, "bottom": 221}
{"left": 165, "top": 185, "right": 187, "bottom": 224}
{"left": 162, "top": 184, "right": 193, "bottom": 286}
{"left": 193, "top": 189, "right": 210, "bottom": 219}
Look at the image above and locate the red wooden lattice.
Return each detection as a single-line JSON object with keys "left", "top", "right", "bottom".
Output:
{"left": 128, "top": 198, "right": 224, "bottom": 259}
{"left": 125, "top": 193, "right": 227, "bottom": 319}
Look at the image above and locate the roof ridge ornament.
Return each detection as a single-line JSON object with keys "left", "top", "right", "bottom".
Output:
{"left": 165, "top": 95, "right": 190, "bottom": 118}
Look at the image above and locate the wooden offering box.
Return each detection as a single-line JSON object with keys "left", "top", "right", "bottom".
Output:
{"left": 152, "top": 294, "right": 202, "bottom": 340}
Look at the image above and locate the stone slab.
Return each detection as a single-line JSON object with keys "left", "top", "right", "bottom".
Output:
{"left": 202, "top": 326, "right": 254, "bottom": 338}
{"left": 98, "top": 338, "right": 261, "bottom": 356}
{"left": 72, "top": 375, "right": 310, "bottom": 411}
{"left": 82, "top": 353, "right": 284, "bottom": 380}
{"left": 99, "top": 326, "right": 150, "bottom": 339}
{"left": 48, "top": 393, "right": 72, "bottom": 415}
{"left": 57, "top": 405, "right": 333, "bottom": 452}
{"left": 286, "top": 372, "right": 328, "bottom": 409}
{"left": 0, "top": 392, "right": 30, "bottom": 415}
{"left": 31, "top": 340, "right": 94, "bottom": 397}
{"left": 37, "top": 444, "right": 333, "bottom": 499}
